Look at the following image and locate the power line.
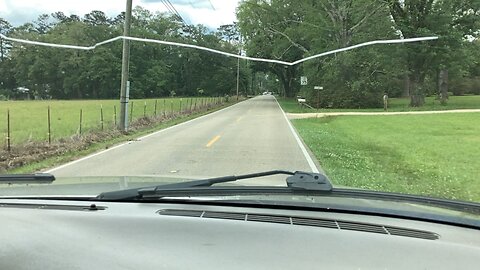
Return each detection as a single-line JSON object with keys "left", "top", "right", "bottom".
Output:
{"left": 188, "top": 0, "right": 215, "bottom": 10}
{"left": 160, "top": 0, "right": 186, "bottom": 24}
{"left": 160, "top": 0, "right": 178, "bottom": 18}
{"left": 207, "top": 0, "right": 216, "bottom": 10}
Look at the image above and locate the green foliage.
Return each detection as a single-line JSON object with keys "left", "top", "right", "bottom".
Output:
{"left": 237, "top": 0, "right": 480, "bottom": 107}
{"left": 0, "top": 9, "right": 249, "bottom": 100}
{"left": 237, "top": 0, "right": 308, "bottom": 97}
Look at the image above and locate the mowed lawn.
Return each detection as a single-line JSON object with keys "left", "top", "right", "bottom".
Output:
{"left": 0, "top": 97, "right": 218, "bottom": 144}
{"left": 293, "top": 113, "right": 480, "bottom": 202}
{"left": 279, "top": 95, "right": 480, "bottom": 113}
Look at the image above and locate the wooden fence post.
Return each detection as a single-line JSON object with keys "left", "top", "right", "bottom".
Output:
{"left": 154, "top": 100, "right": 158, "bottom": 116}
{"left": 114, "top": 105, "right": 117, "bottom": 126}
{"left": 100, "top": 105, "right": 104, "bottom": 131}
{"left": 79, "top": 109, "right": 83, "bottom": 135}
{"left": 6, "top": 109, "right": 11, "bottom": 152}
{"left": 47, "top": 106, "right": 51, "bottom": 144}
{"left": 143, "top": 101, "right": 147, "bottom": 118}
{"left": 163, "top": 99, "right": 166, "bottom": 117}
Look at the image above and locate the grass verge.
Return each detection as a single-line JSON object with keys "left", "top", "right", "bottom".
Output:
{"left": 278, "top": 95, "right": 480, "bottom": 113}
{"left": 293, "top": 113, "right": 480, "bottom": 202}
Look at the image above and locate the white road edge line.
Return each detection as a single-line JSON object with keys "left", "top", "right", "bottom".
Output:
{"left": 44, "top": 100, "right": 247, "bottom": 173}
{"left": 273, "top": 96, "right": 320, "bottom": 173}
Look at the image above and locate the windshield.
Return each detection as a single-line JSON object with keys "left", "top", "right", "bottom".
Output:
{"left": 0, "top": 0, "right": 479, "bottom": 207}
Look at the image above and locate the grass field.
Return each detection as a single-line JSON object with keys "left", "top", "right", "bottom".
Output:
{"left": 278, "top": 95, "right": 480, "bottom": 113}
{"left": 0, "top": 97, "right": 221, "bottom": 145}
{"left": 293, "top": 113, "right": 480, "bottom": 202}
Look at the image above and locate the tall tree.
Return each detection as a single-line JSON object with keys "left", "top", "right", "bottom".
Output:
{"left": 385, "top": 0, "right": 480, "bottom": 106}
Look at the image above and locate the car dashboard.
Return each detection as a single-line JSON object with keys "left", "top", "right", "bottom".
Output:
{"left": 1, "top": 199, "right": 479, "bottom": 270}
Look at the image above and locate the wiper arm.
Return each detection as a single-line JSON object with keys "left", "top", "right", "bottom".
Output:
{"left": 0, "top": 173, "right": 55, "bottom": 184}
{"left": 140, "top": 170, "right": 295, "bottom": 191}
{"left": 96, "top": 170, "right": 331, "bottom": 200}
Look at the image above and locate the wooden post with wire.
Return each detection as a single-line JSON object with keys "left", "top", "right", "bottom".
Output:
{"left": 79, "top": 109, "right": 83, "bottom": 135}
{"left": 100, "top": 105, "right": 104, "bottom": 131}
{"left": 154, "top": 100, "right": 158, "bottom": 116}
{"left": 114, "top": 105, "right": 117, "bottom": 126}
{"left": 143, "top": 101, "right": 147, "bottom": 118}
{"left": 47, "top": 106, "right": 51, "bottom": 144}
{"left": 163, "top": 99, "right": 166, "bottom": 117}
{"left": 6, "top": 109, "right": 11, "bottom": 152}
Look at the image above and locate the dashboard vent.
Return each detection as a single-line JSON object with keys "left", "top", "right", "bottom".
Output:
{"left": 247, "top": 214, "right": 291, "bottom": 224}
{"left": 159, "top": 209, "right": 203, "bottom": 217}
{"left": 158, "top": 209, "right": 439, "bottom": 240}
{"left": 385, "top": 226, "right": 438, "bottom": 240}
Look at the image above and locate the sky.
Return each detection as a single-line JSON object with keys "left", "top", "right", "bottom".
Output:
{"left": 0, "top": 0, "right": 239, "bottom": 29}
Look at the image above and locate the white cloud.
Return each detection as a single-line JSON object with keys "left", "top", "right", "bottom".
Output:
{"left": 0, "top": 0, "right": 238, "bottom": 28}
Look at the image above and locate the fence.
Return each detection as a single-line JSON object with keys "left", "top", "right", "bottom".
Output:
{"left": 2, "top": 97, "right": 227, "bottom": 151}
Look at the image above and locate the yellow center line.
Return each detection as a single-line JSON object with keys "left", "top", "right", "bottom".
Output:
{"left": 236, "top": 116, "right": 243, "bottom": 123}
{"left": 206, "top": 135, "right": 221, "bottom": 147}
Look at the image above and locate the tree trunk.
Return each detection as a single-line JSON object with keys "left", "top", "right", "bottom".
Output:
{"left": 279, "top": 77, "right": 290, "bottom": 98}
{"left": 409, "top": 73, "right": 425, "bottom": 107}
{"left": 0, "top": 39, "right": 4, "bottom": 62}
{"left": 274, "top": 66, "right": 298, "bottom": 98}
{"left": 76, "top": 87, "right": 83, "bottom": 99}
{"left": 403, "top": 73, "right": 410, "bottom": 97}
{"left": 439, "top": 69, "right": 448, "bottom": 105}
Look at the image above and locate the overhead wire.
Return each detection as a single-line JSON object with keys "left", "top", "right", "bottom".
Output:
{"left": 207, "top": 0, "right": 216, "bottom": 10}
{"left": 160, "top": 0, "right": 186, "bottom": 24}
{"left": 160, "top": 0, "right": 179, "bottom": 19}
{"left": 0, "top": 33, "right": 438, "bottom": 66}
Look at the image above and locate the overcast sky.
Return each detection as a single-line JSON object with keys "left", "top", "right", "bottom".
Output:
{"left": 0, "top": 0, "right": 239, "bottom": 29}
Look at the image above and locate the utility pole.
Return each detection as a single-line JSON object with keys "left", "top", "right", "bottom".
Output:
{"left": 119, "top": 0, "right": 133, "bottom": 131}
{"left": 236, "top": 57, "right": 240, "bottom": 100}
{"left": 235, "top": 35, "right": 242, "bottom": 101}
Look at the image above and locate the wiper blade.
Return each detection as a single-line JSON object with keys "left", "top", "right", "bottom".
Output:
{"left": 140, "top": 170, "right": 295, "bottom": 191}
{"left": 96, "top": 170, "right": 331, "bottom": 201}
{"left": 0, "top": 173, "right": 55, "bottom": 184}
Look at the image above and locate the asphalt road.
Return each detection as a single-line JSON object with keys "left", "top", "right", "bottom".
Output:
{"left": 46, "top": 95, "right": 321, "bottom": 185}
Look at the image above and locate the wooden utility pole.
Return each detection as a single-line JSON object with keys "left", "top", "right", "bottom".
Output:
{"left": 119, "top": 0, "right": 133, "bottom": 131}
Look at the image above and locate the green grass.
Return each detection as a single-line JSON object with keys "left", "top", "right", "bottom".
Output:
{"left": 293, "top": 113, "right": 480, "bottom": 202}
{"left": 0, "top": 97, "right": 220, "bottom": 145}
{"left": 278, "top": 95, "right": 480, "bottom": 113}
{"left": 6, "top": 100, "right": 236, "bottom": 174}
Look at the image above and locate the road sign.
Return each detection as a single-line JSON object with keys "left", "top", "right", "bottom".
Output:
{"left": 314, "top": 86, "right": 323, "bottom": 90}
{"left": 300, "top": 76, "right": 308, "bottom": 85}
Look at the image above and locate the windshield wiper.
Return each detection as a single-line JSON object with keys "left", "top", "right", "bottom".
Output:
{"left": 0, "top": 173, "right": 55, "bottom": 184}
{"left": 96, "top": 170, "right": 332, "bottom": 200}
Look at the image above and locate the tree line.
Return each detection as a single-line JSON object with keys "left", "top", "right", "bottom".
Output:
{"left": 0, "top": 7, "right": 250, "bottom": 100}
{"left": 237, "top": 0, "right": 480, "bottom": 108}
{"left": 1, "top": 1, "right": 479, "bottom": 108}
